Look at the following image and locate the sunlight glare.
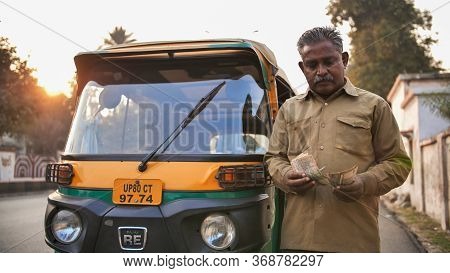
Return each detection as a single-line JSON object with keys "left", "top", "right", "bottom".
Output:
{"left": 33, "top": 69, "right": 73, "bottom": 97}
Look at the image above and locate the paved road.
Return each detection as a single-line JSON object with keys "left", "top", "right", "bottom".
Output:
{"left": 0, "top": 190, "right": 53, "bottom": 253}
{"left": 379, "top": 204, "right": 422, "bottom": 252}
{"left": 0, "top": 190, "right": 422, "bottom": 253}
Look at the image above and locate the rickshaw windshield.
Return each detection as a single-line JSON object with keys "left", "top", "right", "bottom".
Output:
{"left": 65, "top": 75, "right": 271, "bottom": 155}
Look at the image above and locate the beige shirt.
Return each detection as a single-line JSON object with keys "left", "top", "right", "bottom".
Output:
{"left": 265, "top": 79, "right": 412, "bottom": 252}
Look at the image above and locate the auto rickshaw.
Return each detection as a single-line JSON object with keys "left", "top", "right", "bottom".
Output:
{"left": 44, "top": 39, "right": 295, "bottom": 252}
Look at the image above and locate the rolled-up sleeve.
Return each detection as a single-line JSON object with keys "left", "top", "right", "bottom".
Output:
{"left": 265, "top": 104, "right": 293, "bottom": 193}
{"left": 359, "top": 100, "right": 412, "bottom": 196}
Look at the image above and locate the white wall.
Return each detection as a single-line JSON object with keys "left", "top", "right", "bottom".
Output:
{"left": 388, "top": 82, "right": 418, "bottom": 202}
{"left": 0, "top": 151, "right": 16, "bottom": 181}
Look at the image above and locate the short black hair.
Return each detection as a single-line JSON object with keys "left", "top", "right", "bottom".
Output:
{"left": 297, "top": 26, "right": 343, "bottom": 56}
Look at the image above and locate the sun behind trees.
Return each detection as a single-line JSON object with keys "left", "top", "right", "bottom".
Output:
{"left": 0, "top": 37, "right": 72, "bottom": 155}
{"left": 1, "top": 26, "right": 138, "bottom": 156}
{"left": 327, "top": 0, "right": 441, "bottom": 99}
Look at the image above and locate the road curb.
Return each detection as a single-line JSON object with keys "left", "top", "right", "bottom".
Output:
{"left": 0, "top": 181, "right": 57, "bottom": 195}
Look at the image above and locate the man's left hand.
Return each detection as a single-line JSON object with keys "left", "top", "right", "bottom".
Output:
{"left": 333, "top": 176, "right": 364, "bottom": 202}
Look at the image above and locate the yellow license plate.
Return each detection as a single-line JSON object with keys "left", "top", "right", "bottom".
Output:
{"left": 113, "top": 179, "right": 163, "bottom": 205}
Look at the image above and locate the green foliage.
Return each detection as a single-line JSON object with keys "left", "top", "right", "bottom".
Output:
{"left": 0, "top": 37, "right": 39, "bottom": 136}
{"left": 422, "top": 93, "right": 450, "bottom": 120}
{"left": 24, "top": 94, "right": 73, "bottom": 155}
{"left": 0, "top": 37, "right": 73, "bottom": 155}
{"left": 327, "top": 0, "right": 441, "bottom": 98}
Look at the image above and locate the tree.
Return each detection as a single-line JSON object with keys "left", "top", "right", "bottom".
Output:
{"left": 422, "top": 93, "right": 450, "bottom": 121}
{"left": 0, "top": 37, "right": 40, "bottom": 136}
{"left": 327, "top": 0, "right": 441, "bottom": 98}
{"left": 24, "top": 93, "right": 73, "bottom": 155}
{"left": 101, "top": 26, "right": 137, "bottom": 48}
{"left": 1, "top": 37, "right": 73, "bottom": 155}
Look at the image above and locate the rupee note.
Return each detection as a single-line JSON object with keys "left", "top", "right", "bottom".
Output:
{"left": 290, "top": 152, "right": 325, "bottom": 181}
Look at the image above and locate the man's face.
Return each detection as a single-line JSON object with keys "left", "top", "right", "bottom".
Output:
{"left": 299, "top": 40, "right": 348, "bottom": 96}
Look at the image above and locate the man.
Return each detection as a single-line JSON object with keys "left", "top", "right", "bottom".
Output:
{"left": 265, "top": 27, "right": 412, "bottom": 252}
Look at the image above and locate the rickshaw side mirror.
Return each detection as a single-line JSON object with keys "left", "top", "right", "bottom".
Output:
{"left": 99, "top": 87, "right": 122, "bottom": 109}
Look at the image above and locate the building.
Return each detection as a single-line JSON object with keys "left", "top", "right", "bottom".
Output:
{"left": 387, "top": 72, "right": 450, "bottom": 229}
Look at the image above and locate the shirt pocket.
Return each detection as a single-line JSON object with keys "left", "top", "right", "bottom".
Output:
{"left": 335, "top": 116, "right": 373, "bottom": 156}
{"left": 287, "top": 116, "right": 311, "bottom": 157}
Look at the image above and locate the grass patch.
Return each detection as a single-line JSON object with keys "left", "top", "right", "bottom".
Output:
{"left": 396, "top": 206, "right": 450, "bottom": 252}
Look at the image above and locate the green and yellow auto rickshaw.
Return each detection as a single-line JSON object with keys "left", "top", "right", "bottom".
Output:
{"left": 44, "top": 39, "right": 294, "bottom": 252}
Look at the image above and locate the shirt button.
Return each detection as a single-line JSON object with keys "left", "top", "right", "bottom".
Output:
{"left": 321, "top": 123, "right": 325, "bottom": 128}
{"left": 320, "top": 145, "right": 324, "bottom": 150}
{"left": 324, "top": 103, "right": 328, "bottom": 106}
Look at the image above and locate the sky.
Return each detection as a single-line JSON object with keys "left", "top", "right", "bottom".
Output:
{"left": 1, "top": 0, "right": 450, "bottom": 96}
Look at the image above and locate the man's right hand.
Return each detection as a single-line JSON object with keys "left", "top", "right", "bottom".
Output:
{"left": 283, "top": 170, "right": 315, "bottom": 195}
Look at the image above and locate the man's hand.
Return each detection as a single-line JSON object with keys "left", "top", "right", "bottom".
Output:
{"left": 333, "top": 175, "right": 364, "bottom": 202}
{"left": 283, "top": 170, "right": 315, "bottom": 195}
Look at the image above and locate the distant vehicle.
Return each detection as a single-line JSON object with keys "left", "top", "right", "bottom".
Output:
{"left": 44, "top": 39, "right": 294, "bottom": 252}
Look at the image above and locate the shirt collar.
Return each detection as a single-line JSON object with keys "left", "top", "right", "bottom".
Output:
{"left": 296, "top": 77, "right": 359, "bottom": 100}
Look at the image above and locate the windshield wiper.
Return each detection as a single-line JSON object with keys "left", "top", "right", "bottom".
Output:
{"left": 138, "top": 81, "right": 226, "bottom": 172}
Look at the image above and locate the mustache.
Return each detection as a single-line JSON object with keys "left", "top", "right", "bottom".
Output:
{"left": 314, "top": 74, "right": 334, "bottom": 84}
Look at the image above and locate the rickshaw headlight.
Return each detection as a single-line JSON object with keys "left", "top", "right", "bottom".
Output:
{"left": 200, "top": 213, "right": 236, "bottom": 250}
{"left": 51, "top": 210, "right": 82, "bottom": 244}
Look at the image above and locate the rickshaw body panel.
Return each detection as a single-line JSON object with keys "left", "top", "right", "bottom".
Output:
{"left": 62, "top": 160, "right": 261, "bottom": 190}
